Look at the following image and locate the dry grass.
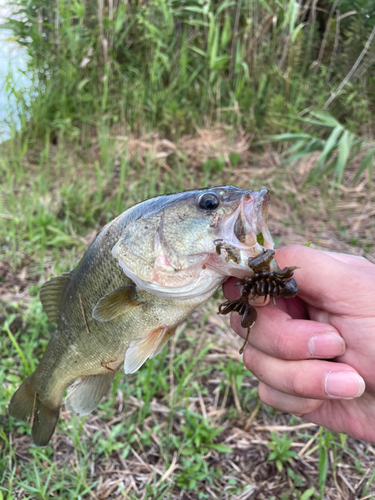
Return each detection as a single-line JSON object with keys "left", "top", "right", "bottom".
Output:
{"left": 1, "top": 126, "right": 375, "bottom": 499}
{"left": 6, "top": 309, "right": 375, "bottom": 499}
{"left": 114, "top": 126, "right": 375, "bottom": 262}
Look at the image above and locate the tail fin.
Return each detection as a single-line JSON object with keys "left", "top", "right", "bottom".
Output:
{"left": 9, "top": 373, "right": 60, "bottom": 446}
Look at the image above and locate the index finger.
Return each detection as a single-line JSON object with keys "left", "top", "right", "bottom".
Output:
{"left": 223, "top": 245, "right": 375, "bottom": 312}
{"left": 321, "top": 250, "right": 372, "bottom": 267}
{"left": 274, "top": 245, "right": 374, "bottom": 311}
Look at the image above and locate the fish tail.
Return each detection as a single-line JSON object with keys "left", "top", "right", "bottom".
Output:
{"left": 9, "top": 373, "right": 60, "bottom": 446}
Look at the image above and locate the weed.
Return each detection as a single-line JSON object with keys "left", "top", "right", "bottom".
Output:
{"left": 267, "top": 432, "right": 297, "bottom": 473}
{"left": 268, "top": 112, "right": 375, "bottom": 185}
{"left": 1, "top": 1, "right": 375, "bottom": 498}
{"left": 2, "top": 0, "right": 374, "bottom": 146}
{"left": 180, "top": 410, "right": 231, "bottom": 455}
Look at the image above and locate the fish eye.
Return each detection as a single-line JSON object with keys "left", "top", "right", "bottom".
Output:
{"left": 197, "top": 192, "right": 220, "bottom": 211}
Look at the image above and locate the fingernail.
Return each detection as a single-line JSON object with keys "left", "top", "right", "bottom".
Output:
{"left": 309, "top": 333, "right": 345, "bottom": 357}
{"left": 325, "top": 371, "right": 365, "bottom": 399}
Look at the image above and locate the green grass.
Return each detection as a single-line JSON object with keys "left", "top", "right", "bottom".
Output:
{"left": 3, "top": 0, "right": 375, "bottom": 145}
{"left": 2, "top": 293, "right": 375, "bottom": 499}
{"left": 267, "top": 112, "right": 375, "bottom": 186}
{"left": 1, "top": 138, "right": 375, "bottom": 498}
{"left": 0, "top": 129, "right": 241, "bottom": 269}
{"left": 1, "top": 0, "right": 375, "bottom": 497}
{"left": 2, "top": 0, "right": 375, "bottom": 188}
{"left": 0, "top": 297, "right": 245, "bottom": 499}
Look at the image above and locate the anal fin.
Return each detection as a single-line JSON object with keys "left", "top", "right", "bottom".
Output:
{"left": 124, "top": 326, "right": 175, "bottom": 374}
{"left": 65, "top": 372, "right": 116, "bottom": 416}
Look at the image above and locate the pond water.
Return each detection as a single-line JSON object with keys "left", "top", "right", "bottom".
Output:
{"left": 0, "top": 2, "right": 31, "bottom": 143}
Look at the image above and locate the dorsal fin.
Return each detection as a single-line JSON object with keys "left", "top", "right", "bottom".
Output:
{"left": 92, "top": 285, "right": 142, "bottom": 322}
{"left": 40, "top": 272, "right": 72, "bottom": 322}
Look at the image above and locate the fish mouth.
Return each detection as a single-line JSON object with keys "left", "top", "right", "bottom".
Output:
{"left": 218, "top": 189, "right": 274, "bottom": 250}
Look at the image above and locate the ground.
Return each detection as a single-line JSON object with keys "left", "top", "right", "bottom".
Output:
{"left": 1, "top": 126, "right": 375, "bottom": 499}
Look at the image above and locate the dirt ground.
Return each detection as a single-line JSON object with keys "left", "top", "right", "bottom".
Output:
{"left": 1, "top": 127, "right": 375, "bottom": 499}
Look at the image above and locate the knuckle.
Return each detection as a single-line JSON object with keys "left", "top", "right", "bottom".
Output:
{"left": 274, "top": 333, "right": 290, "bottom": 359}
{"left": 276, "top": 244, "right": 297, "bottom": 260}
{"left": 243, "top": 346, "right": 261, "bottom": 379}
{"left": 258, "top": 382, "right": 273, "bottom": 406}
{"left": 259, "top": 383, "right": 322, "bottom": 416}
{"left": 300, "top": 399, "right": 323, "bottom": 415}
{"left": 289, "top": 365, "right": 306, "bottom": 396}
{"left": 276, "top": 244, "right": 303, "bottom": 269}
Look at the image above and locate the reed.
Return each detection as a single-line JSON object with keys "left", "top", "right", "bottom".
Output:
{"left": 3, "top": 0, "right": 374, "bottom": 146}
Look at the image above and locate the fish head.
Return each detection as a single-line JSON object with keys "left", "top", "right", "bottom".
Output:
{"left": 112, "top": 186, "right": 274, "bottom": 299}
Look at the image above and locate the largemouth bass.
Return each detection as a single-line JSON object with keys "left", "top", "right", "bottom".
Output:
{"left": 9, "top": 186, "right": 275, "bottom": 446}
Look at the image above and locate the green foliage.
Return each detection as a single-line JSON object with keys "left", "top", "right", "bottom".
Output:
{"left": 1, "top": 130, "right": 245, "bottom": 268}
{"left": 256, "top": 232, "right": 264, "bottom": 246}
{"left": 267, "top": 432, "right": 297, "bottom": 473}
{"left": 176, "top": 455, "right": 221, "bottom": 493}
{"left": 362, "top": 467, "right": 375, "bottom": 496}
{"left": 299, "top": 488, "right": 317, "bottom": 500}
{"left": 203, "top": 156, "right": 225, "bottom": 173}
{"left": 229, "top": 152, "right": 241, "bottom": 166}
{"left": 1, "top": 1, "right": 375, "bottom": 497}
{"left": 180, "top": 410, "right": 231, "bottom": 455}
{"left": 317, "top": 428, "right": 331, "bottom": 498}
{"left": 269, "top": 112, "right": 375, "bottom": 185}
{"left": 1, "top": 127, "right": 373, "bottom": 499}
{"left": 0, "top": 294, "right": 232, "bottom": 498}
{"left": 2, "top": 0, "right": 374, "bottom": 142}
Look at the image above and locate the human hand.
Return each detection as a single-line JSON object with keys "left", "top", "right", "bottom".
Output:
{"left": 223, "top": 245, "right": 375, "bottom": 442}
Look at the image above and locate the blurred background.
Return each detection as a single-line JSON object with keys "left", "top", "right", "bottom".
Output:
{"left": 1, "top": 0, "right": 375, "bottom": 498}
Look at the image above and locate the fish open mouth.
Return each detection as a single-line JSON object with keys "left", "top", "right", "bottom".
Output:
{"left": 218, "top": 189, "right": 274, "bottom": 251}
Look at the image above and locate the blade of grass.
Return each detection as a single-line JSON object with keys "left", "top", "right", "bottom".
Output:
{"left": 4, "top": 323, "right": 30, "bottom": 373}
{"left": 336, "top": 130, "right": 353, "bottom": 185}
{"left": 353, "top": 147, "right": 375, "bottom": 185}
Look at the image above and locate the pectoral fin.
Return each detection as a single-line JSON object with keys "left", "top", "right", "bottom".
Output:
{"left": 92, "top": 285, "right": 142, "bottom": 322}
{"left": 65, "top": 372, "right": 117, "bottom": 416}
{"left": 124, "top": 326, "right": 175, "bottom": 374}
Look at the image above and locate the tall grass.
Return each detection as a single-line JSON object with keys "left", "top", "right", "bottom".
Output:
{"left": 3, "top": 0, "right": 375, "bottom": 144}
{"left": 1, "top": 3, "right": 375, "bottom": 497}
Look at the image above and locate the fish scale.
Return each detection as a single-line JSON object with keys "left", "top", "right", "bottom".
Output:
{"left": 9, "top": 186, "right": 277, "bottom": 446}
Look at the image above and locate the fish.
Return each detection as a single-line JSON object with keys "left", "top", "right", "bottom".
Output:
{"left": 9, "top": 186, "right": 275, "bottom": 446}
